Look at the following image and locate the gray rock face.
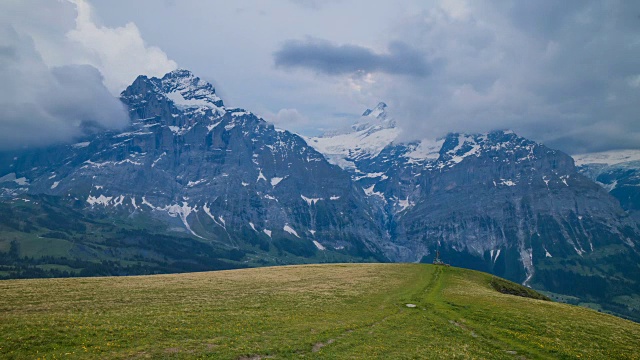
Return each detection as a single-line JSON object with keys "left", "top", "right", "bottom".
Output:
{"left": 0, "top": 70, "right": 388, "bottom": 260}
{"left": 404, "top": 135, "right": 635, "bottom": 278}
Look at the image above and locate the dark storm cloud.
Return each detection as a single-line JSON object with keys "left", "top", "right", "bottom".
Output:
{"left": 0, "top": 26, "right": 129, "bottom": 150}
{"left": 274, "top": 38, "right": 429, "bottom": 77}
{"left": 382, "top": 0, "right": 640, "bottom": 153}
{"left": 506, "top": 0, "right": 590, "bottom": 38}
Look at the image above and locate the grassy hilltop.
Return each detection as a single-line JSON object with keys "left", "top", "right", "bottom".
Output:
{"left": 1, "top": 264, "right": 639, "bottom": 359}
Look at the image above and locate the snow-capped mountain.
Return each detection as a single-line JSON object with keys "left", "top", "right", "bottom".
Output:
{"left": 304, "top": 102, "right": 442, "bottom": 197}
{"left": 0, "top": 69, "right": 389, "bottom": 261}
{"left": 303, "top": 102, "right": 402, "bottom": 170}
{"left": 305, "top": 103, "right": 640, "bottom": 307}
{"left": 573, "top": 149, "right": 640, "bottom": 212}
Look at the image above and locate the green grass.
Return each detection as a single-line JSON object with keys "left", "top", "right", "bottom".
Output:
{"left": 0, "top": 233, "right": 72, "bottom": 258}
{"left": 489, "top": 277, "right": 550, "bottom": 301}
{"left": 0, "top": 264, "right": 639, "bottom": 359}
{"left": 36, "top": 264, "right": 80, "bottom": 274}
{"left": 17, "top": 236, "right": 74, "bottom": 258}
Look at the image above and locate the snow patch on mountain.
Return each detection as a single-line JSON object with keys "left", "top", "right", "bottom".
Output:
{"left": 166, "top": 90, "right": 213, "bottom": 109}
{"left": 304, "top": 128, "right": 400, "bottom": 169}
{"left": 83, "top": 159, "right": 142, "bottom": 168}
{"left": 396, "top": 197, "right": 414, "bottom": 212}
{"left": 490, "top": 249, "right": 502, "bottom": 263}
{"left": 498, "top": 179, "right": 517, "bottom": 187}
{"left": 187, "top": 179, "right": 206, "bottom": 187}
{"left": 439, "top": 134, "right": 483, "bottom": 167}
{"left": 257, "top": 170, "right": 267, "bottom": 182}
{"left": 203, "top": 203, "right": 225, "bottom": 229}
{"left": 160, "top": 69, "right": 224, "bottom": 111}
{"left": 113, "top": 195, "right": 125, "bottom": 207}
{"left": 283, "top": 225, "right": 300, "bottom": 238}
{"left": 363, "top": 184, "right": 384, "bottom": 198}
{"left": 72, "top": 142, "right": 90, "bottom": 148}
{"left": 87, "top": 194, "right": 112, "bottom": 206}
{"left": 354, "top": 172, "right": 387, "bottom": 181}
{"left": 271, "top": 177, "right": 285, "bottom": 187}
{"left": 114, "top": 130, "right": 153, "bottom": 138}
{"left": 301, "top": 195, "right": 322, "bottom": 205}
{"left": 157, "top": 202, "right": 203, "bottom": 239}
{"left": 403, "top": 139, "right": 444, "bottom": 163}
{"left": 152, "top": 152, "right": 166, "bottom": 168}
{"left": 15, "top": 178, "right": 28, "bottom": 186}
{"left": 0, "top": 173, "right": 29, "bottom": 186}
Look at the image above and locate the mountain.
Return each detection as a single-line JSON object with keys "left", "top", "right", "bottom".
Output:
{"left": 0, "top": 69, "right": 389, "bottom": 277}
{"left": 1, "top": 72, "right": 639, "bottom": 321}
{"left": 307, "top": 103, "right": 640, "bottom": 320}
{"left": 574, "top": 150, "right": 640, "bottom": 212}
{"left": 302, "top": 102, "right": 402, "bottom": 170}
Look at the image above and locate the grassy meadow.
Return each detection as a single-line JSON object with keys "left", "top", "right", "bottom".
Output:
{"left": 1, "top": 263, "right": 639, "bottom": 359}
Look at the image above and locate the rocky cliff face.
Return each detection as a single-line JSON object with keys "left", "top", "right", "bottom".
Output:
{"left": 393, "top": 134, "right": 636, "bottom": 281}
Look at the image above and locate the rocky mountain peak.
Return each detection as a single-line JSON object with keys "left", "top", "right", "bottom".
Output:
{"left": 362, "top": 102, "right": 388, "bottom": 117}
{"left": 303, "top": 102, "right": 401, "bottom": 170}
{"left": 353, "top": 102, "right": 395, "bottom": 132}
{"left": 122, "top": 69, "right": 224, "bottom": 114}
{"left": 162, "top": 69, "right": 225, "bottom": 108}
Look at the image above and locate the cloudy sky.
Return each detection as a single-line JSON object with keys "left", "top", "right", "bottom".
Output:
{"left": 1, "top": 0, "right": 639, "bottom": 153}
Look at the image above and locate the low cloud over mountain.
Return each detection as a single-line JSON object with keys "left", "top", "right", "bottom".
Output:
{"left": 0, "top": 0, "right": 177, "bottom": 149}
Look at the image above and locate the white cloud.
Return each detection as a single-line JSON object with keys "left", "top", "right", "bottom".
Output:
{"left": 265, "top": 108, "right": 310, "bottom": 129}
{"left": 65, "top": 0, "right": 177, "bottom": 94}
{"left": 439, "top": 0, "right": 471, "bottom": 20}
{"left": 0, "top": 27, "right": 129, "bottom": 150}
{"left": 0, "top": 0, "right": 177, "bottom": 149}
{"left": 0, "top": 0, "right": 177, "bottom": 95}
{"left": 628, "top": 75, "right": 640, "bottom": 89}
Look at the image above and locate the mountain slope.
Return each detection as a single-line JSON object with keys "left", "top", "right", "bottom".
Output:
{"left": 1, "top": 264, "right": 638, "bottom": 359}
